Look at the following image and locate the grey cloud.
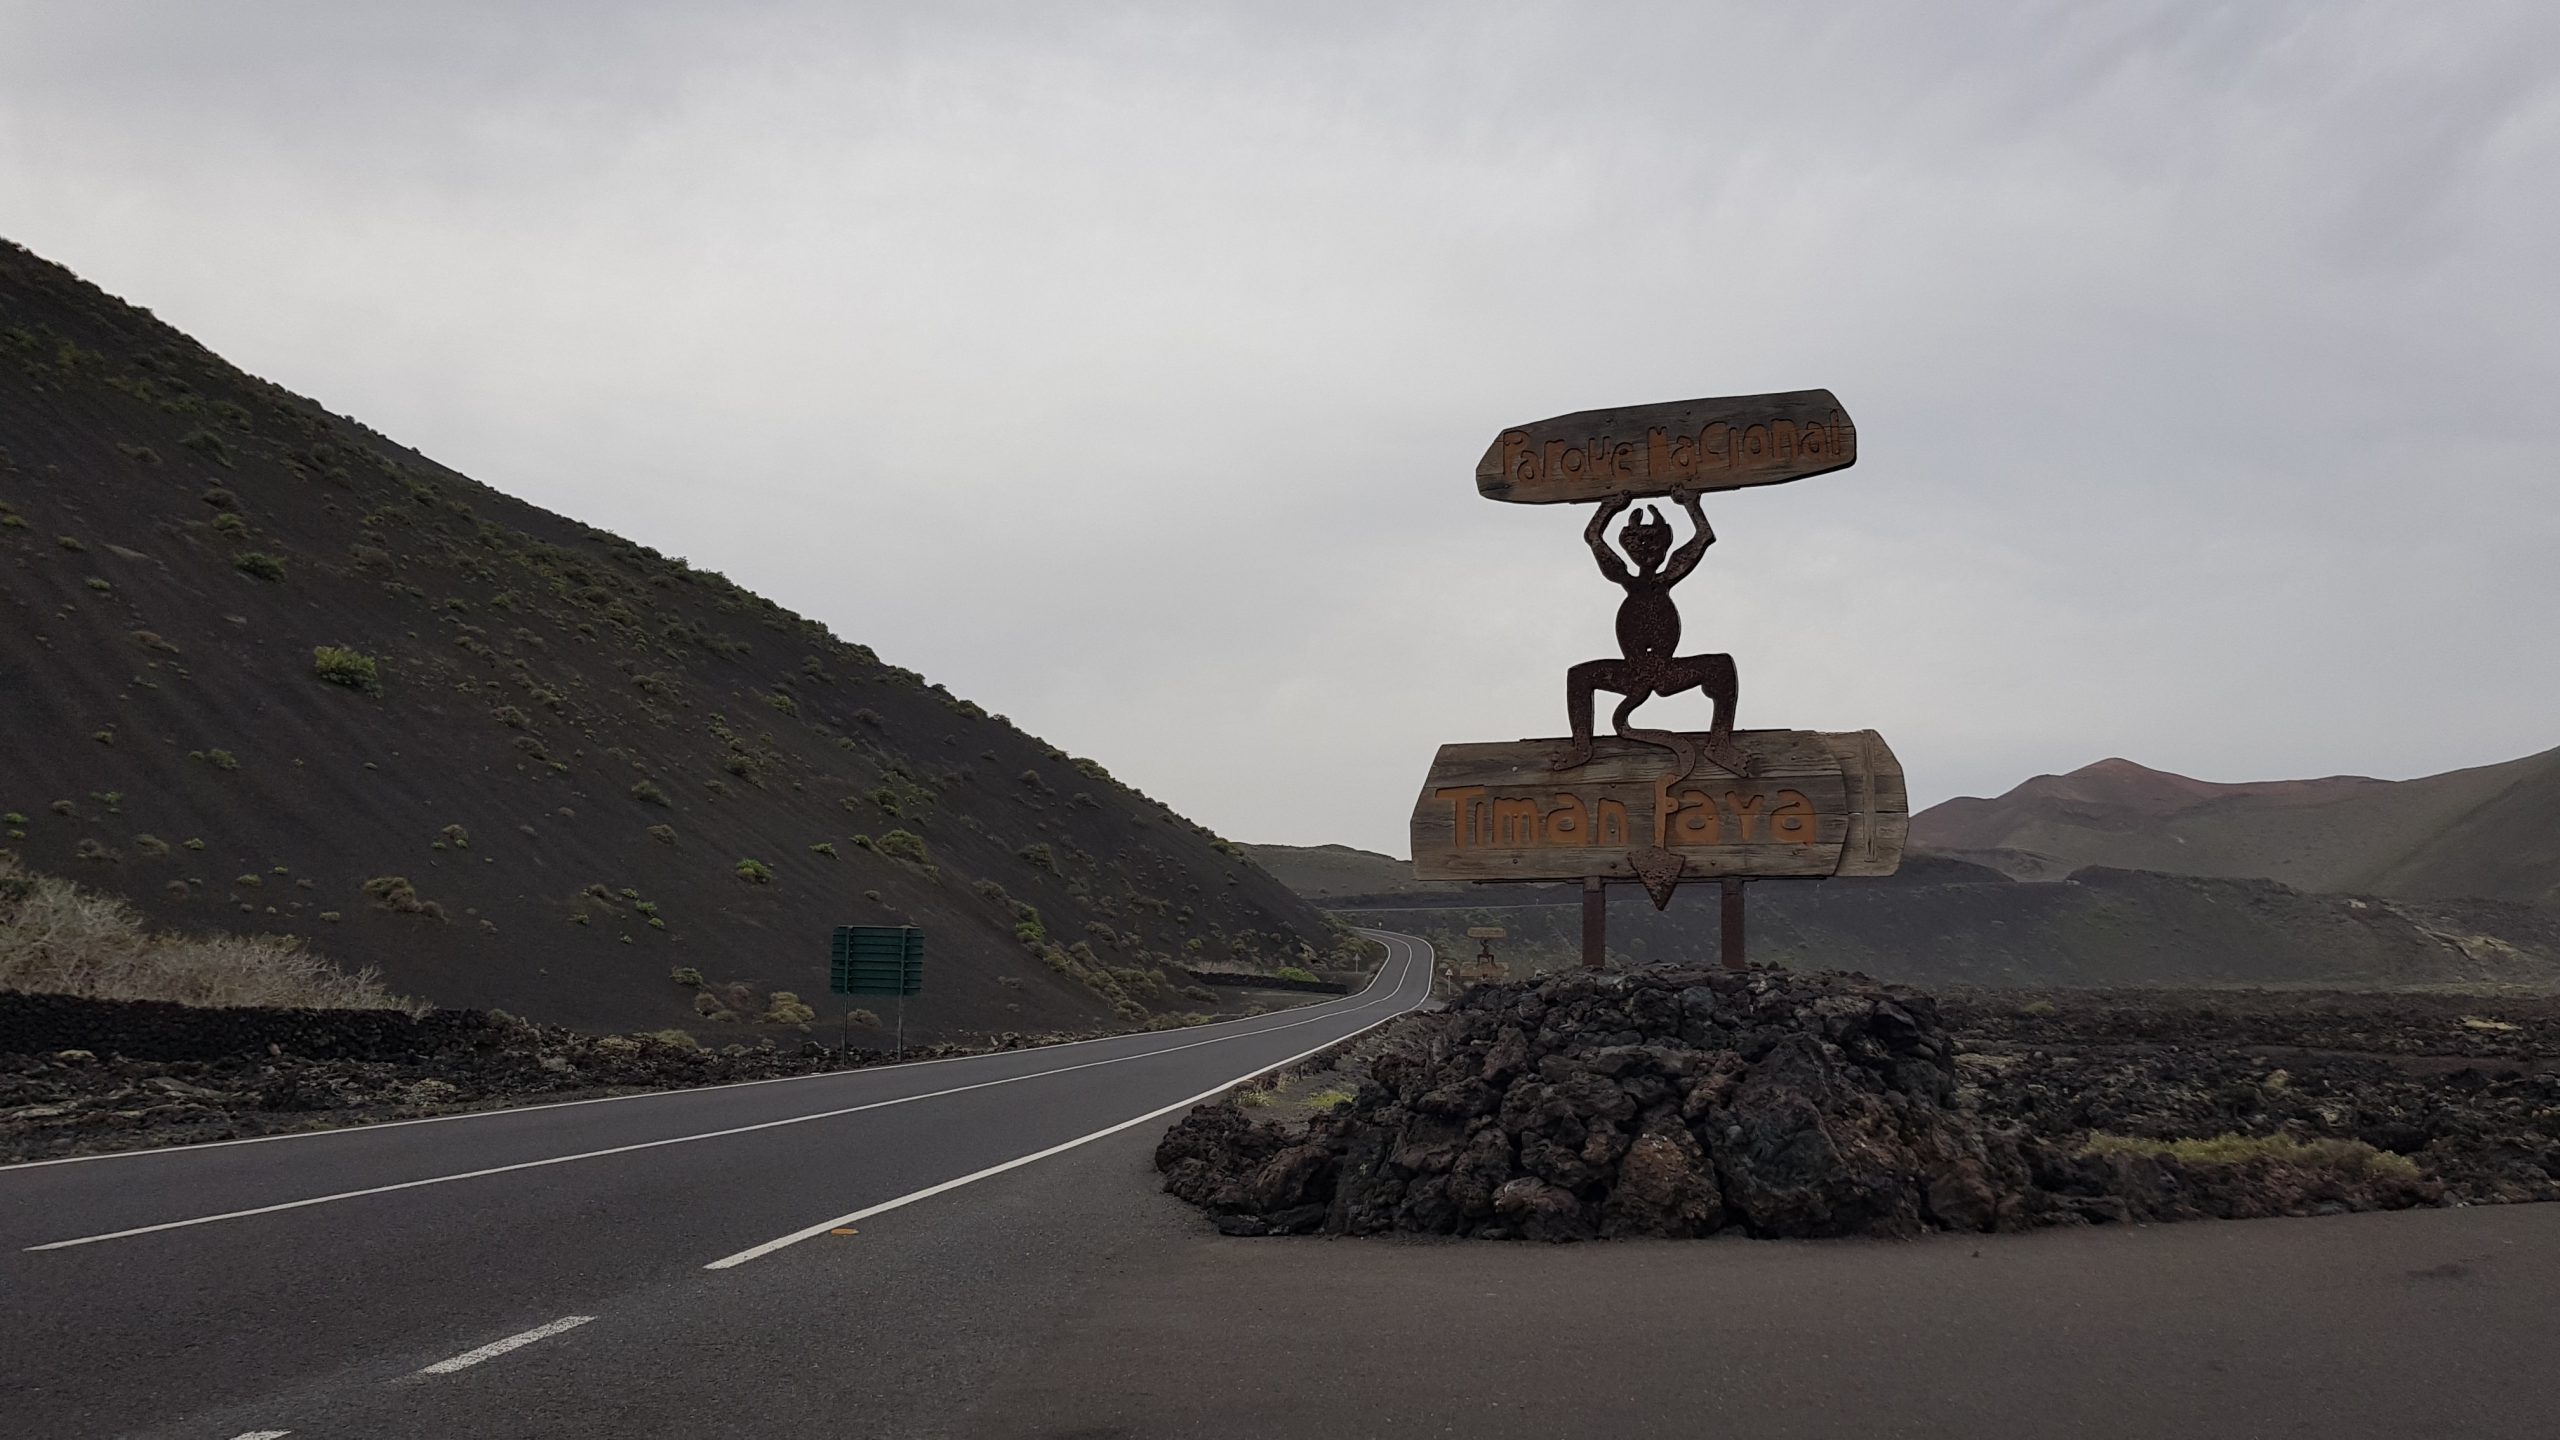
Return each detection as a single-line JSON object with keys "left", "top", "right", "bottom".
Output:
{"left": 2, "top": 0, "right": 2553, "bottom": 853}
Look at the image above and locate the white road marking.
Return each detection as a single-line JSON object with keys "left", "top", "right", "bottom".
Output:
{"left": 702, "top": 932, "right": 1432, "bottom": 1269}
{"left": 19, "top": 943, "right": 1422, "bottom": 1253}
{"left": 417, "top": 1315, "right": 595, "bottom": 1375}
{"left": 0, "top": 953, "right": 1400, "bottom": 1174}
{"left": 229, "top": 1430, "right": 292, "bottom": 1439}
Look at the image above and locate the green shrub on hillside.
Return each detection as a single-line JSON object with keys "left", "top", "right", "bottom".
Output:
{"left": 762, "top": 991, "right": 816, "bottom": 1025}
{"left": 362, "top": 875, "right": 444, "bottom": 920}
{"left": 312, "top": 645, "right": 380, "bottom": 692}
{"left": 231, "top": 550, "right": 286, "bottom": 581}
{"left": 1274, "top": 966, "right": 1321, "bottom": 984}
{"left": 877, "top": 829, "right": 929, "bottom": 865}
{"left": 630, "top": 779, "right": 670, "bottom": 807}
{"left": 734, "top": 858, "right": 774, "bottom": 885}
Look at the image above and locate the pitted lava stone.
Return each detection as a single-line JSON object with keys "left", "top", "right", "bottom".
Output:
{"left": 1157, "top": 968, "right": 2459, "bottom": 1240}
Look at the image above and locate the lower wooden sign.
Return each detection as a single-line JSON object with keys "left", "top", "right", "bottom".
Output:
{"left": 1410, "top": 729, "right": 1906, "bottom": 890}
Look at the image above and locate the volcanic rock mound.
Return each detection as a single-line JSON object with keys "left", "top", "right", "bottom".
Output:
{"left": 1157, "top": 967, "right": 2440, "bottom": 1240}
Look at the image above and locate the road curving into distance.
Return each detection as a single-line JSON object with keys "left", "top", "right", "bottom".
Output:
{"left": 0, "top": 929, "right": 1435, "bottom": 1438}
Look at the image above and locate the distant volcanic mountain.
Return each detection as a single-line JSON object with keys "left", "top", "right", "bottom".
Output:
{"left": 1911, "top": 752, "right": 2560, "bottom": 907}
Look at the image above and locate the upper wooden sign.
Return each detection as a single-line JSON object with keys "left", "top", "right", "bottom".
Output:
{"left": 1475, "top": 389, "right": 1857, "bottom": 505}
{"left": 1410, "top": 729, "right": 1906, "bottom": 884}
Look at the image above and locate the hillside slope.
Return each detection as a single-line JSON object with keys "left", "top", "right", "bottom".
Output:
{"left": 1911, "top": 752, "right": 2560, "bottom": 906}
{"left": 0, "top": 240, "right": 1350, "bottom": 1038}
{"left": 1240, "top": 842, "right": 1470, "bottom": 900}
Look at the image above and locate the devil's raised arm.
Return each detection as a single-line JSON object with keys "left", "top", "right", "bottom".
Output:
{"left": 1665, "top": 489, "right": 1714, "bottom": 580}
{"left": 1585, "top": 494, "right": 1634, "bottom": 582}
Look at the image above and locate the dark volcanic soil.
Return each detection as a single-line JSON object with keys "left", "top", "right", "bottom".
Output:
{"left": 1939, "top": 987, "right": 2560, "bottom": 1209}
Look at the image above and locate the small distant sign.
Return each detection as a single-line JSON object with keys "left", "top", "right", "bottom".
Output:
{"left": 830, "top": 925, "right": 923, "bottom": 997}
{"left": 1466, "top": 926, "right": 1507, "bottom": 940}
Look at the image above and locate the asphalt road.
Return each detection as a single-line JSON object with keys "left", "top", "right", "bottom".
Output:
{"left": 0, "top": 929, "right": 1437, "bottom": 1439}
{"left": 982, "top": 1142, "right": 2560, "bottom": 1440}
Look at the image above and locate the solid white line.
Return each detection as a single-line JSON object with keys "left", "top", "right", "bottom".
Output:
{"left": 416, "top": 1315, "right": 595, "bottom": 1375}
{"left": 228, "top": 1431, "right": 291, "bottom": 1439}
{"left": 701, "top": 932, "right": 1433, "bottom": 1269}
{"left": 19, "top": 943, "right": 1420, "bottom": 1253}
{"left": 0, "top": 948, "right": 1400, "bottom": 1175}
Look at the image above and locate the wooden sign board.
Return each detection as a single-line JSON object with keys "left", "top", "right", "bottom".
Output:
{"left": 1410, "top": 730, "right": 1905, "bottom": 883}
{"left": 1465, "top": 926, "right": 1507, "bottom": 940}
{"left": 1475, "top": 389, "right": 1856, "bottom": 505}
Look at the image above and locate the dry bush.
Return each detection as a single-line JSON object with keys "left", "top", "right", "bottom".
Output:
{"left": 0, "top": 856, "right": 418, "bottom": 1011}
{"left": 2082, "top": 1132, "right": 2421, "bottom": 1181}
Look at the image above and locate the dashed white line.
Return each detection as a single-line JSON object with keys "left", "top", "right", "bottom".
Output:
{"left": 417, "top": 1315, "right": 595, "bottom": 1375}
{"left": 702, "top": 932, "right": 1433, "bottom": 1269}
{"left": 229, "top": 1430, "right": 292, "bottom": 1439}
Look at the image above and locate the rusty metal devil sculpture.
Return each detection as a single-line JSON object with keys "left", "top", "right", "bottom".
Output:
{"left": 1552, "top": 489, "right": 1751, "bottom": 781}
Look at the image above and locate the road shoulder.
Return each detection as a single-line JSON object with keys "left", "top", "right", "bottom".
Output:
{"left": 981, "top": 1194, "right": 2560, "bottom": 1439}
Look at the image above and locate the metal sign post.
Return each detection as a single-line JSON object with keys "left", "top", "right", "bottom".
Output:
{"left": 829, "top": 925, "right": 925, "bottom": 1057}
{"left": 1415, "top": 390, "right": 1907, "bottom": 970}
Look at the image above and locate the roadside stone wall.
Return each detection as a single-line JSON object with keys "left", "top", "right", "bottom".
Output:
{"left": 0, "top": 991, "right": 503, "bottom": 1062}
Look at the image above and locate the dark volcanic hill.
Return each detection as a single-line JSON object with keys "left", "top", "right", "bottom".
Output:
{"left": 1240, "top": 842, "right": 1468, "bottom": 900}
{"left": 1911, "top": 752, "right": 2560, "bottom": 907}
{"left": 1258, "top": 839, "right": 2560, "bottom": 991}
{"left": 1322, "top": 866, "right": 2560, "bottom": 992}
{"left": 0, "top": 240, "right": 1353, "bottom": 1038}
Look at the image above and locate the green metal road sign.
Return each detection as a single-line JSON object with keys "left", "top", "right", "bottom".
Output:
{"left": 830, "top": 925, "right": 923, "bottom": 997}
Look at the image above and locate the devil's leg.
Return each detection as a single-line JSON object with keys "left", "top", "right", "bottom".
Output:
{"left": 1671, "top": 653, "right": 1750, "bottom": 775}
{"left": 1553, "top": 659, "right": 1624, "bottom": 771}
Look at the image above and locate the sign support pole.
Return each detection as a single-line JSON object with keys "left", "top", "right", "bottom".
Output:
{"left": 1582, "top": 876, "right": 1605, "bottom": 970}
{"left": 1721, "top": 876, "right": 1746, "bottom": 971}
{"left": 894, "top": 992, "right": 906, "bottom": 1061}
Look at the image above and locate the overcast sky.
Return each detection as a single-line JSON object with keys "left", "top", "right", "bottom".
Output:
{"left": 4, "top": 2, "right": 2555, "bottom": 855}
